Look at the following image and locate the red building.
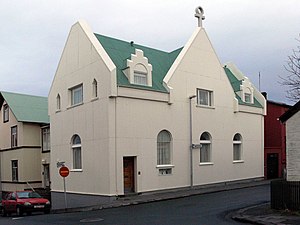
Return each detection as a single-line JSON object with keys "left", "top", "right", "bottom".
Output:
{"left": 264, "top": 98, "right": 291, "bottom": 179}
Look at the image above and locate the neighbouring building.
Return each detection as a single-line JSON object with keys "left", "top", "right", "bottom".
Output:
{"left": 280, "top": 100, "right": 300, "bottom": 181}
{"left": 271, "top": 100, "right": 300, "bottom": 210}
{"left": 263, "top": 98, "right": 291, "bottom": 179}
{"left": 0, "top": 91, "right": 50, "bottom": 195}
{"left": 49, "top": 8, "right": 266, "bottom": 209}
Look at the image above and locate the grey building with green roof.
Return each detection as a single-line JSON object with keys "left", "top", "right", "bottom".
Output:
{"left": 49, "top": 18, "right": 266, "bottom": 209}
{"left": 0, "top": 91, "right": 50, "bottom": 193}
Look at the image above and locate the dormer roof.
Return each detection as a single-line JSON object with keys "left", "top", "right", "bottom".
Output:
{"left": 94, "top": 33, "right": 182, "bottom": 93}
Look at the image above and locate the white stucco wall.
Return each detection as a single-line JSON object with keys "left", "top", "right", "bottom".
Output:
{"left": 286, "top": 111, "right": 300, "bottom": 181}
{"left": 49, "top": 22, "right": 265, "bottom": 201}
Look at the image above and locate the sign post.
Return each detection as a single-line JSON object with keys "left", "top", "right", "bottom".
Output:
{"left": 59, "top": 166, "right": 69, "bottom": 209}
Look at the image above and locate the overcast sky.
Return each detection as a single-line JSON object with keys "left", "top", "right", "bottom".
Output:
{"left": 1, "top": 0, "right": 299, "bottom": 104}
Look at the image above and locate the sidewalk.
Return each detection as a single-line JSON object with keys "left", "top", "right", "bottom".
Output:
{"left": 232, "top": 203, "right": 300, "bottom": 225}
{"left": 52, "top": 179, "right": 269, "bottom": 213}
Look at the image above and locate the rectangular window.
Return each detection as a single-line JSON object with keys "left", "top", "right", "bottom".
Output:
{"left": 12, "top": 160, "right": 18, "bottom": 181}
{"left": 70, "top": 84, "right": 83, "bottom": 106}
{"left": 197, "top": 89, "right": 213, "bottom": 106}
{"left": 134, "top": 71, "right": 147, "bottom": 86}
{"left": 3, "top": 104, "right": 9, "bottom": 122}
{"left": 42, "top": 127, "right": 50, "bottom": 152}
{"left": 73, "top": 147, "right": 82, "bottom": 169}
{"left": 11, "top": 126, "right": 17, "bottom": 148}
{"left": 244, "top": 93, "right": 251, "bottom": 103}
{"left": 200, "top": 143, "right": 211, "bottom": 163}
{"left": 233, "top": 143, "right": 242, "bottom": 161}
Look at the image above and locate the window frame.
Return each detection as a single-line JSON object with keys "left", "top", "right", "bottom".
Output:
{"left": 42, "top": 127, "right": 50, "bottom": 152}
{"left": 200, "top": 132, "right": 212, "bottom": 164}
{"left": 233, "top": 133, "right": 243, "bottom": 162}
{"left": 244, "top": 93, "right": 252, "bottom": 103}
{"left": 3, "top": 104, "right": 9, "bottom": 122}
{"left": 197, "top": 89, "right": 213, "bottom": 107}
{"left": 71, "top": 135, "right": 82, "bottom": 170}
{"left": 56, "top": 94, "right": 61, "bottom": 111}
{"left": 92, "top": 79, "right": 98, "bottom": 99}
{"left": 11, "top": 160, "right": 18, "bottom": 182}
{"left": 157, "top": 130, "right": 173, "bottom": 175}
{"left": 134, "top": 71, "right": 148, "bottom": 86}
{"left": 70, "top": 84, "right": 83, "bottom": 106}
{"left": 11, "top": 126, "right": 17, "bottom": 148}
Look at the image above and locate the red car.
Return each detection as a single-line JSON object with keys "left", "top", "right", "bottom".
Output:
{"left": 2, "top": 191, "right": 51, "bottom": 216}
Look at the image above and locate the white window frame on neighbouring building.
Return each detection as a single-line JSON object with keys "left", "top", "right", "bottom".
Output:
{"left": 72, "top": 134, "right": 82, "bottom": 170}
{"left": 197, "top": 89, "right": 213, "bottom": 107}
{"left": 233, "top": 133, "right": 243, "bottom": 162}
{"left": 11, "top": 126, "right": 17, "bottom": 148}
{"left": 12, "top": 160, "right": 18, "bottom": 181}
{"left": 3, "top": 104, "right": 9, "bottom": 122}
{"left": 70, "top": 84, "right": 83, "bottom": 106}
{"left": 42, "top": 127, "right": 50, "bottom": 152}
{"left": 200, "top": 132, "right": 212, "bottom": 163}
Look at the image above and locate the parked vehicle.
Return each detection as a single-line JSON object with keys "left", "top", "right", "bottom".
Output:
{"left": 2, "top": 191, "right": 51, "bottom": 216}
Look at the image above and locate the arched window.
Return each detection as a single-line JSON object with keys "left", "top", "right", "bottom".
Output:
{"left": 72, "top": 135, "right": 82, "bottom": 169}
{"left": 92, "top": 79, "right": 98, "bottom": 98}
{"left": 200, "top": 132, "right": 212, "bottom": 163}
{"left": 56, "top": 94, "right": 61, "bottom": 111}
{"left": 157, "top": 130, "right": 172, "bottom": 165}
{"left": 233, "top": 133, "right": 242, "bottom": 161}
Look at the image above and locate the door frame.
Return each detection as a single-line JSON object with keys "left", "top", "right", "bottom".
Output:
{"left": 123, "top": 156, "right": 136, "bottom": 194}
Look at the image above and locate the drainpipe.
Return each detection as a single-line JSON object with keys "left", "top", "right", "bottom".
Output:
{"left": 189, "top": 95, "right": 197, "bottom": 188}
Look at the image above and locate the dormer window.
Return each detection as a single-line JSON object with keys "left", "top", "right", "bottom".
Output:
{"left": 238, "top": 77, "right": 254, "bottom": 104}
{"left": 244, "top": 93, "right": 252, "bottom": 103}
{"left": 134, "top": 71, "right": 147, "bottom": 86}
{"left": 124, "top": 49, "right": 152, "bottom": 87}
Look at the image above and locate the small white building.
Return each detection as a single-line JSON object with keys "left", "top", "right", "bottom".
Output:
{"left": 49, "top": 8, "right": 266, "bottom": 209}
{"left": 280, "top": 100, "right": 300, "bottom": 181}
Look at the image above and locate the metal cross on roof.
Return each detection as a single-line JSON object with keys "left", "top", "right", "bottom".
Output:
{"left": 195, "top": 6, "right": 205, "bottom": 27}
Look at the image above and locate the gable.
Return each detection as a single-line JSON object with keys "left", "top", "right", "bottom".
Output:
{"left": 94, "top": 33, "right": 182, "bottom": 93}
{"left": 0, "top": 91, "right": 49, "bottom": 124}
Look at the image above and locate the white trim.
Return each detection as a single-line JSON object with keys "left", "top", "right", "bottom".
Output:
{"left": 156, "top": 164, "right": 174, "bottom": 169}
{"left": 199, "top": 162, "right": 214, "bottom": 166}
{"left": 70, "top": 169, "right": 83, "bottom": 172}
{"left": 233, "top": 160, "right": 244, "bottom": 164}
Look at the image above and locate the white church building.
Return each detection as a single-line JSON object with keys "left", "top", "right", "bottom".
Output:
{"left": 49, "top": 7, "right": 266, "bottom": 209}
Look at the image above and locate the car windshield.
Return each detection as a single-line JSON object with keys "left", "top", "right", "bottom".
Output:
{"left": 17, "top": 192, "right": 42, "bottom": 199}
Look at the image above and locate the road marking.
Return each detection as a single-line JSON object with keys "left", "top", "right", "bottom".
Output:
{"left": 12, "top": 217, "right": 24, "bottom": 220}
{"left": 80, "top": 218, "right": 104, "bottom": 223}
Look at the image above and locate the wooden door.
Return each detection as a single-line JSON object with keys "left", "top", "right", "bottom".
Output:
{"left": 123, "top": 157, "right": 134, "bottom": 193}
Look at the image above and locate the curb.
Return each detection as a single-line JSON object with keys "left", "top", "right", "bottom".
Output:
{"left": 51, "top": 179, "right": 270, "bottom": 214}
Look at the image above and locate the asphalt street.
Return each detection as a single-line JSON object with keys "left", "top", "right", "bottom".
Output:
{"left": 0, "top": 184, "right": 269, "bottom": 225}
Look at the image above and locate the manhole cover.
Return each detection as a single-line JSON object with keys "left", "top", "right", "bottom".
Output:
{"left": 80, "top": 218, "right": 104, "bottom": 223}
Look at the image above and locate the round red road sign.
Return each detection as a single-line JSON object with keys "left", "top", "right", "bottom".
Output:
{"left": 59, "top": 166, "right": 70, "bottom": 177}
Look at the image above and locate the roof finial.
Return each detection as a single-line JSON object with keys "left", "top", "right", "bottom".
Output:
{"left": 195, "top": 6, "right": 205, "bottom": 27}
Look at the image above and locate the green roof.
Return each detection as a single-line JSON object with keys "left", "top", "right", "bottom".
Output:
{"left": 94, "top": 33, "right": 183, "bottom": 92}
{"left": 224, "top": 67, "right": 263, "bottom": 108}
{"left": 0, "top": 91, "right": 49, "bottom": 124}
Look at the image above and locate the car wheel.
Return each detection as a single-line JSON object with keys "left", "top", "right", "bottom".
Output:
{"left": 2, "top": 208, "right": 7, "bottom": 217}
{"left": 26, "top": 211, "right": 32, "bottom": 216}
{"left": 16, "top": 207, "right": 23, "bottom": 216}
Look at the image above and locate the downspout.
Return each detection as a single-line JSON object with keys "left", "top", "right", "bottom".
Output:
{"left": 189, "top": 95, "right": 197, "bottom": 188}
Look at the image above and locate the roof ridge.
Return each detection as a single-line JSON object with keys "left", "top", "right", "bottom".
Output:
{"left": 1, "top": 91, "right": 47, "bottom": 99}
{"left": 94, "top": 33, "right": 181, "bottom": 54}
